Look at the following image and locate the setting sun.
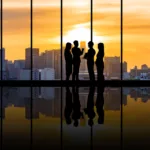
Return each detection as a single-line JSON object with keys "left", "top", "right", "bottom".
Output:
{"left": 64, "top": 27, "right": 104, "bottom": 44}
{"left": 48, "top": 26, "right": 105, "bottom": 45}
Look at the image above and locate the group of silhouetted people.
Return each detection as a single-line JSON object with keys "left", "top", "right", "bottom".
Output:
{"left": 64, "top": 40, "right": 104, "bottom": 81}
{"left": 64, "top": 85, "right": 104, "bottom": 127}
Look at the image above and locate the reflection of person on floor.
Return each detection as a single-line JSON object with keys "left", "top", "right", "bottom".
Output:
{"left": 72, "top": 40, "right": 84, "bottom": 81}
{"left": 64, "top": 42, "right": 72, "bottom": 81}
{"left": 96, "top": 85, "right": 104, "bottom": 124}
{"left": 72, "top": 86, "right": 83, "bottom": 127}
{"left": 64, "top": 87, "right": 73, "bottom": 125}
{"left": 84, "top": 86, "right": 95, "bottom": 127}
{"left": 84, "top": 41, "right": 96, "bottom": 81}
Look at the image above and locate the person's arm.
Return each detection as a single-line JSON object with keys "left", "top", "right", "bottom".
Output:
{"left": 80, "top": 48, "right": 84, "bottom": 55}
{"left": 102, "top": 49, "right": 104, "bottom": 58}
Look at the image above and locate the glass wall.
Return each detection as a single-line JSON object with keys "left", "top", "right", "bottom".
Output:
{"left": 63, "top": 0, "right": 91, "bottom": 80}
{"left": 123, "top": 0, "right": 150, "bottom": 80}
{"left": 3, "top": 0, "right": 30, "bottom": 80}
{"left": 93, "top": 0, "right": 121, "bottom": 80}
{"left": 33, "top": 0, "right": 60, "bottom": 80}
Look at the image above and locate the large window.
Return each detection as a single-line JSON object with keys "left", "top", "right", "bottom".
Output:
{"left": 123, "top": 0, "right": 150, "bottom": 80}
{"left": 2, "top": 0, "right": 30, "bottom": 80}
{"left": 1, "top": 0, "right": 149, "bottom": 82}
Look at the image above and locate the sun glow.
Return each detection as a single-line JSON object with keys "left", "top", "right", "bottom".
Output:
{"left": 63, "top": 27, "right": 104, "bottom": 44}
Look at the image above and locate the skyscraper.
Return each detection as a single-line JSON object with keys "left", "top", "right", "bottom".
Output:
{"left": 0, "top": 48, "right": 5, "bottom": 71}
{"left": 104, "top": 56, "right": 120, "bottom": 79}
{"left": 45, "top": 50, "right": 55, "bottom": 68}
{"left": 25, "top": 48, "right": 39, "bottom": 69}
{"left": 54, "top": 49, "right": 61, "bottom": 79}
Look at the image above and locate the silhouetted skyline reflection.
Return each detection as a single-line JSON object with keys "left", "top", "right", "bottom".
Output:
{"left": 0, "top": 87, "right": 150, "bottom": 149}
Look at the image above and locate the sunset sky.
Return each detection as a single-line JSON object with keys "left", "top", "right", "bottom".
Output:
{"left": 2, "top": 0, "right": 150, "bottom": 70}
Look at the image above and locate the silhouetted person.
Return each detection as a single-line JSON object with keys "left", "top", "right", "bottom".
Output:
{"left": 84, "top": 86, "right": 95, "bottom": 127}
{"left": 84, "top": 41, "right": 95, "bottom": 81}
{"left": 72, "top": 40, "right": 84, "bottom": 81}
{"left": 96, "top": 43, "right": 104, "bottom": 81}
{"left": 72, "top": 86, "right": 83, "bottom": 127}
{"left": 64, "top": 42, "right": 72, "bottom": 80}
{"left": 96, "top": 85, "right": 104, "bottom": 124}
{"left": 64, "top": 87, "right": 73, "bottom": 125}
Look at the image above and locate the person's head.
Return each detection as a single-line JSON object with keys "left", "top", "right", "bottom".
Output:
{"left": 65, "top": 42, "right": 72, "bottom": 51}
{"left": 88, "top": 41, "right": 94, "bottom": 48}
{"left": 73, "top": 40, "right": 79, "bottom": 47}
{"left": 98, "top": 42, "right": 104, "bottom": 51}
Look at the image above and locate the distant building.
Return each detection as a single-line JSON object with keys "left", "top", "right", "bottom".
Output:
{"left": 123, "top": 61, "right": 127, "bottom": 73}
{"left": 14, "top": 60, "right": 25, "bottom": 69}
{"left": 123, "top": 72, "right": 130, "bottom": 79}
{"left": 25, "top": 48, "right": 39, "bottom": 69}
{"left": 7, "top": 63, "right": 19, "bottom": 79}
{"left": 38, "top": 50, "right": 55, "bottom": 69}
{"left": 18, "top": 69, "right": 39, "bottom": 80}
{"left": 130, "top": 64, "right": 150, "bottom": 79}
{"left": 104, "top": 56, "right": 120, "bottom": 79}
{"left": 0, "top": 48, "right": 5, "bottom": 71}
{"left": 40, "top": 68, "right": 55, "bottom": 80}
{"left": 54, "top": 49, "right": 61, "bottom": 79}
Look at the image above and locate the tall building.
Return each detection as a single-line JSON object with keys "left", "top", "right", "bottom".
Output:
{"left": 0, "top": 48, "right": 5, "bottom": 71}
{"left": 40, "top": 68, "right": 55, "bottom": 80}
{"left": 54, "top": 48, "right": 65, "bottom": 80}
{"left": 38, "top": 52, "right": 46, "bottom": 69}
{"left": 25, "top": 48, "right": 39, "bottom": 69}
{"left": 104, "top": 56, "right": 121, "bottom": 79}
{"left": 45, "top": 50, "right": 55, "bottom": 68}
{"left": 123, "top": 61, "right": 127, "bottom": 73}
{"left": 38, "top": 50, "right": 55, "bottom": 69}
{"left": 80, "top": 41, "right": 87, "bottom": 72}
{"left": 14, "top": 60, "right": 25, "bottom": 69}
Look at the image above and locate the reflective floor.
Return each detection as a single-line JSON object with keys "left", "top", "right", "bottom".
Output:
{"left": 0, "top": 87, "right": 150, "bottom": 150}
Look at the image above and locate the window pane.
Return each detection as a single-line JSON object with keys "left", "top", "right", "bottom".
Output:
{"left": 123, "top": 87, "right": 150, "bottom": 149}
{"left": 123, "top": 1, "right": 150, "bottom": 80}
{"left": 93, "top": 87, "right": 121, "bottom": 149}
{"left": 33, "top": 0, "right": 60, "bottom": 80}
{"left": 62, "top": 87, "right": 91, "bottom": 149}
{"left": 63, "top": 0, "right": 91, "bottom": 80}
{"left": 33, "top": 87, "right": 61, "bottom": 149}
{"left": 3, "top": 0, "right": 30, "bottom": 80}
{"left": 93, "top": 0, "right": 121, "bottom": 80}
{"left": 2, "top": 87, "right": 31, "bottom": 149}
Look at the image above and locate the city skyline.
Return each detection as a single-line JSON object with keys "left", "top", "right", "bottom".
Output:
{"left": 2, "top": 0, "right": 150, "bottom": 70}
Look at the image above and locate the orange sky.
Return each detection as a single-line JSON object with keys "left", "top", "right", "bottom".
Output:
{"left": 2, "top": 0, "right": 150, "bottom": 70}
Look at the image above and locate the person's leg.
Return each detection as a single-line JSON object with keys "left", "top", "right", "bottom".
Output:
{"left": 88, "top": 64, "right": 95, "bottom": 81}
{"left": 72, "top": 63, "right": 76, "bottom": 80}
{"left": 66, "top": 64, "right": 69, "bottom": 80}
{"left": 76, "top": 62, "right": 80, "bottom": 80}
{"left": 91, "top": 65, "right": 95, "bottom": 81}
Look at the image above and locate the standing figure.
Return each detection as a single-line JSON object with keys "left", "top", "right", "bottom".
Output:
{"left": 84, "top": 41, "right": 95, "bottom": 81}
{"left": 72, "top": 40, "right": 84, "bottom": 81}
{"left": 96, "top": 43, "right": 104, "bottom": 81}
{"left": 64, "top": 42, "right": 72, "bottom": 81}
